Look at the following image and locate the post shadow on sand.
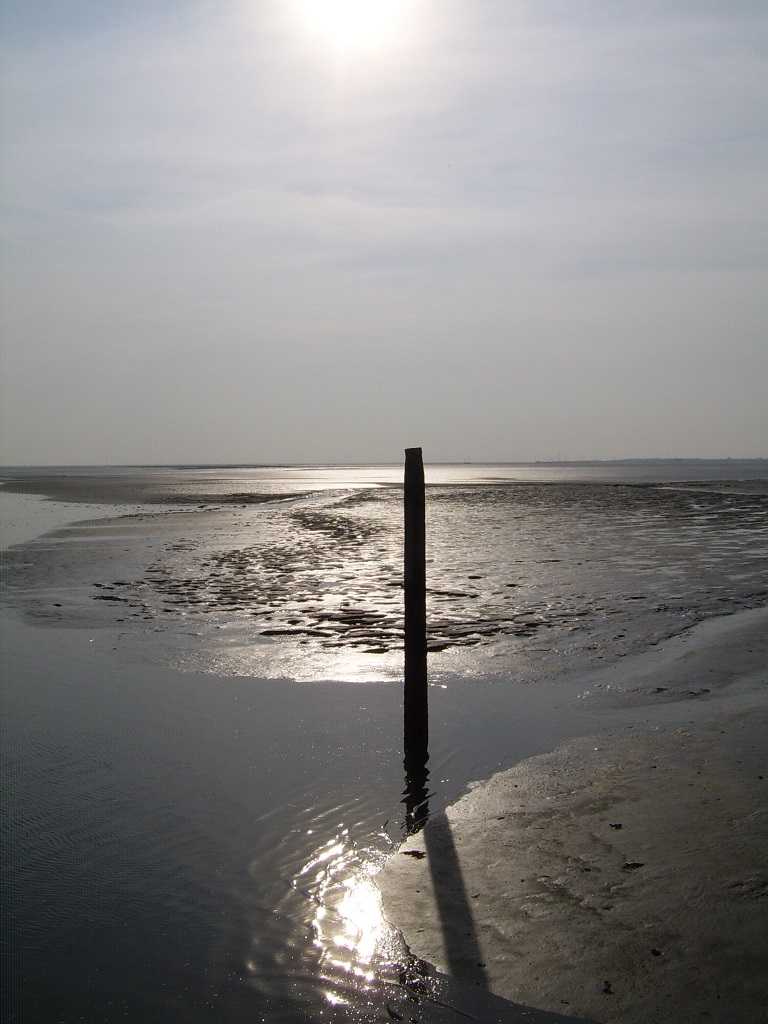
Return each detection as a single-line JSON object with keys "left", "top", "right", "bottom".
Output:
{"left": 396, "top": 765, "right": 600, "bottom": 1022}
{"left": 401, "top": 745, "right": 490, "bottom": 990}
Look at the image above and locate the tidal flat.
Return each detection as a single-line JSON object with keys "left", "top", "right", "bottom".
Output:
{"left": 2, "top": 463, "right": 767, "bottom": 1023}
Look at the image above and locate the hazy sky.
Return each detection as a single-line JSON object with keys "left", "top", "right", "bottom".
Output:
{"left": 2, "top": 0, "right": 767, "bottom": 464}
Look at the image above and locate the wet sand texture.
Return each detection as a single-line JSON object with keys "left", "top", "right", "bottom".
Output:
{"left": 4, "top": 484, "right": 766, "bottom": 681}
{"left": 378, "top": 612, "right": 768, "bottom": 1024}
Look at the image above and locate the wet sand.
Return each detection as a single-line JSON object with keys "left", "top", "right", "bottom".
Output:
{"left": 0, "top": 469, "right": 309, "bottom": 505}
{"left": 5, "top": 474, "right": 767, "bottom": 690}
{"left": 378, "top": 608, "right": 768, "bottom": 1024}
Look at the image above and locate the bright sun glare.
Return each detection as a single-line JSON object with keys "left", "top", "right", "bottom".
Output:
{"left": 297, "top": 0, "right": 409, "bottom": 48}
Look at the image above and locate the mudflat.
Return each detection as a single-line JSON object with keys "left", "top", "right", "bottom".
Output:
{"left": 378, "top": 608, "right": 768, "bottom": 1024}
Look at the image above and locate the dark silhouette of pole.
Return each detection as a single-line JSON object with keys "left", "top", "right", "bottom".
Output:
{"left": 404, "top": 447, "right": 428, "bottom": 755}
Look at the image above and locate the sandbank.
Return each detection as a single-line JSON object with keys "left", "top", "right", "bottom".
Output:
{"left": 378, "top": 608, "right": 768, "bottom": 1024}
{"left": 0, "top": 470, "right": 305, "bottom": 506}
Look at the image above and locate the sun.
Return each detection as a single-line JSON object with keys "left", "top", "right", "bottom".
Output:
{"left": 297, "top": 0, "right": 409, "bottom": 49}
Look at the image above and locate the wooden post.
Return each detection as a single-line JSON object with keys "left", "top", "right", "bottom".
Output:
{"left": 404, "top": 447, "right": 428, "bottom": 754}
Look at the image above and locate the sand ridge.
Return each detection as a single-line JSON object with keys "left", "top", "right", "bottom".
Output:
{"left": 378, "top": 610, "right": 768, "bottom": 1024}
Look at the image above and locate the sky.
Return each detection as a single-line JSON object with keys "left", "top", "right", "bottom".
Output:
{"left": 1, "top": 0, "right": 767, "bottom": 465}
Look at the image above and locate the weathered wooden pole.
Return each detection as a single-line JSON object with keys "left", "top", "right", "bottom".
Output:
{"left": 404, "top": 447, "right": 428, "bottom": 754}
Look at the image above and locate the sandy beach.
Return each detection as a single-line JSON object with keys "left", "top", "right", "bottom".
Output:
{"left": 378, "top": 607, "right": 768, "bottom": 1024}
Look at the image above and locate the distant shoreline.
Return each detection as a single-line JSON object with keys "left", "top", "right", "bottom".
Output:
{"left": 1, "top": 457, "right": 767, "bottom": 470}
{"left": 2, "top": 460, "right": 767, "bottom": 506}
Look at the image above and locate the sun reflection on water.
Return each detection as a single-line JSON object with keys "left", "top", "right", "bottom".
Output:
{"left": 293, "top": 828, "right": 405, "bottom": 1008}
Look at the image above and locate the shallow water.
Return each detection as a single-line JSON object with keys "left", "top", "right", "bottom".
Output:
{"left": 2, "top": 464, "right": 767, "bottom": 1023}
{"left": 2, "top": 608, "right": 604, "bottom": 1023}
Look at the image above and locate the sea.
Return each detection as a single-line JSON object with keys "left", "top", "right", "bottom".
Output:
{"left": 2, "top": 461, "right": 767, "bottom": 1023}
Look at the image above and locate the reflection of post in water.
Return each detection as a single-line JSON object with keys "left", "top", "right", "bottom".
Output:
{"left": 404, "top": 447, "right": 428, "bottom": 757}
{"left": 402, "top": 748, "right": 430, "bottom": 835}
